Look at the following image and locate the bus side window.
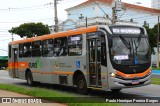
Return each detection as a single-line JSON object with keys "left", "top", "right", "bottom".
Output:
{"left": 54, "top": 37, "right": 67, "bottom": 56}
{"left": 101, "top": 35, "right": 107, "bottom": 66}
{"left": 32, "top": 41, "right": 41, "bottom": 57}
{"left": 19, "top": 44, "right": 23, "bottom": 58}
{"left": 9, "top": 45, "right": 11, "bottom": 58}
{"left": 23, "top": 43, "right": 32, "bottom": 57}
{"left": 42, "top": 39, "right": 53, "bottom": 57}
{"left": 68, "top": 35, "right": 82, "bottom": 56}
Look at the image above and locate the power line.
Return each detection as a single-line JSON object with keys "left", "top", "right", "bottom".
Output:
{"left": 0, "top": 6, "right": 54, "bottom": 12}
{"left": 60, "top": 0, "right": 81, "bottom": 4}
{"left": 117, "top": 1, "right": 160, "bottom": 19}
{"left": 93, "top": 1, "right": 112, "bottom": 22}
{"left": 117, "top": 7, "right": 159, "bottom": 20}
{"left": 122, "top": 1, "right": 160, "bottom": 8}
{"left": 0, "top": 2, "right": 54, "bottom": 12}
{"left": 125, "top": 15, "right": 157, "bottom": 20}
{"left": 119, "top": 14, "right": 157, "bottom": 21}
{"left": 0, "top": 18, "right": 54, "bottom": 23}
{"left": 0, "top": 38, "right": 12, "bottom": 41}
{"left": 0, "top": 49, "right": 8, "bottom": 52}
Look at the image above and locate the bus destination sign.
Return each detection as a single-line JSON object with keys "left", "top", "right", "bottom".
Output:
{"left": 112, "top": 27, "right": 141, "bottom": 35}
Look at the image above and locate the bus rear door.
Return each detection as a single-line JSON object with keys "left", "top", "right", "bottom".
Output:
{"left": 11, "top": 45, "right": 19, "bottom": 78}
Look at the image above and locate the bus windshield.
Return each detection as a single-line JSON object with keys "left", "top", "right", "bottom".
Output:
{"left": 110, "top": 36, "right": 150, "bottom": 65}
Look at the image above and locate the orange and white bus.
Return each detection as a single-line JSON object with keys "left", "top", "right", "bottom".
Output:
{"left": 8, "top": 25, "right": 151, "bottom": 94}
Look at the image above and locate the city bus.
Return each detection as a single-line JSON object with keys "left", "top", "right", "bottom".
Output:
{"left": 8, "top": 25, "right": 151, "bottom": 94}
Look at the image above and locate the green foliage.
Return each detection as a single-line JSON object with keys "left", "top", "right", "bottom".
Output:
{"left": 152, "top": 67, "right": 160, "bottom": 70}
{"left": 144, "top": 24, "right": 160, "bottom": 54}
{"left": 9, "top": 22, "right": 50, "bottom": 38}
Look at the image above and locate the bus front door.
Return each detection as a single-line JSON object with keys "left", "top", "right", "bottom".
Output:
{"left": 12, "top": 48, "right": 19, "bottom": 78}
{"left": 87, "top": 38, "right": 102, "bottom": 87}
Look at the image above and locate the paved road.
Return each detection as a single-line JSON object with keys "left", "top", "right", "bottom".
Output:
{"left": 152, "top": 74, "right": 160, "bottom": 78}
{"left": 0, "top": 70, "right": 160, "bottom": 106}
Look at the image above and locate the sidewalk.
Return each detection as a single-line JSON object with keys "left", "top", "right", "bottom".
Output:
{"left": 0, "top": 89, "right": 67, "bottom": 106}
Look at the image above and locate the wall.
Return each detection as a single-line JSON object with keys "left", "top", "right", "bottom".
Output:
{"left": 151, "top": 0, "right": 160, "bottom": 10}
{"left": 66, "top": 1, "right": 160, "bottom": 28}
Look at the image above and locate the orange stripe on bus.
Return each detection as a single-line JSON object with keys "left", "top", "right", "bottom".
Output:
{"left": 31, "top": 70, "right": 73, "bottom": 75}
{"left": 9, "top": 26, "right": 97, "bottom": 45}
{"left": 116, "top": 68, "right": 151, "bottom": 79}
{"left": 8, "top": 62, "right": 29, "bottom": 69}
{"left": 29, "top": 70, "right": 74, "bottom": 75}
{"left": 18, "top": 62, "right": 29, "bottom": 68}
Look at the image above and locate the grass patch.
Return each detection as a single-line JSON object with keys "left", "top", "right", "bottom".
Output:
{"left": 151, "top": 78, "right": 160, "bottom": 85}
{"left": 0, "top": 84, "right": 119, "bottom": 106}
{"left": 152, "top": 67, "right": 160, "bottom": 70}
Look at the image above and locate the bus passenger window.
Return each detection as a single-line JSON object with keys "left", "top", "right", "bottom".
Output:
{"left": 32, "top": 41, "right": 41, "bottom": 57}
{"left": 101, "top": 35, "right": 107, "bottom": 66}
{"left": 23, "top": 43, "right": 32, "bottom": 57}
{"left": 42, "top": 39, "right": 53, "bottom": 57}
{"left": 68, "top": 35, "right": 82, "bottom": 56}
{"left": 54, "top": 37, "right": 67, "bottom": 56}
{"left": 19, "top": 44, "right": 23, "bottom": 58}
{"left": 9, "top": 45, "right": 11, "bottom": 58}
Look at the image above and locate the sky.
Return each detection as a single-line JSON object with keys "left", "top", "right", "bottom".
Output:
{"left": 0, "top": 0, "right": 152, "bottom": 56}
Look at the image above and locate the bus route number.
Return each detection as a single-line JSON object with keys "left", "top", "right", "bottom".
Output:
{"left": 29, "top": 63, "right": 37, "bottom": 68}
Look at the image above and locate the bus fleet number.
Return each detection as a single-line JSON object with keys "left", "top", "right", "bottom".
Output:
{"left": 29, "top": 63, "right": 37, "bottom": 68}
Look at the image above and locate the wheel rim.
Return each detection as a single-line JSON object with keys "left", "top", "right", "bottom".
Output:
{"left": 78, "top": 79, "right": 84, "bottom": 89}
{"left": 27, "top": 73, "right": 31, "bottom": 84}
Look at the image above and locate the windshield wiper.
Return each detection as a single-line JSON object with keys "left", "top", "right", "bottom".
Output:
{"left": 119, "top": 35, "right": 131, "bottom": 49}
{"left": 134, "top": 35, "right": 142, "bottom": 54}
{"left": 137, "top": 34, "right": 142, "bottom": 48}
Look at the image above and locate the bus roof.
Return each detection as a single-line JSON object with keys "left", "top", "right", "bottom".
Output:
{"left": 9, "top": 26, "right": 98, "bottom": 45}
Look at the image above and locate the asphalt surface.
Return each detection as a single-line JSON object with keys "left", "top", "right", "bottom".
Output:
{"left": 0, "top": 70, "right": 160, "bottom": 106}
{"left": 151, "top": 74, "right": 160, "bottom": 78}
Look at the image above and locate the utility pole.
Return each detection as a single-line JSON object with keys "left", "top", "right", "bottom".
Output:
{"left": 112, "top": 7, "right": 116, "bottom": 24}
{"left": 112, "top": 0, "right": 123, "bottom": 24}
{"left": 54, "top": 0, "right": 58, "bottom": 32}
{"left": 157, "top": 16, "right": 160, "bottom": 68}
{"left": 12, "top": 34, "right": 14, "bottom": 41}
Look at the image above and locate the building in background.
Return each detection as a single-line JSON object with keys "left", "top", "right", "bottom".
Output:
{"left": 151, "top": 0, "right": 160, "bottom": 10}
{"left": 49, "top": 0, "right": 160, "bottom": 33}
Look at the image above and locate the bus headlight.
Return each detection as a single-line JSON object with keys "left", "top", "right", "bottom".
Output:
{"left": 110, "top": 73, "right": 116, "bottom": 77}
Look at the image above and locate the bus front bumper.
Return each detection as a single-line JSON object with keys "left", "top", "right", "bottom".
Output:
{"left": 108, "top": 74, "right": 151, "bottom": 89}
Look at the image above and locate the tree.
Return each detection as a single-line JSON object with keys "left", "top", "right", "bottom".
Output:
{"left": 144, "top": 23, "right": 160, "bottom": 54}
{"left": 9, "top": 22, "right": 50, "bottom": 38}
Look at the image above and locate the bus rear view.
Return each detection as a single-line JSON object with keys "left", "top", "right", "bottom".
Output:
{"left": 107, "top": 25, "right": 151, "bottom": 91}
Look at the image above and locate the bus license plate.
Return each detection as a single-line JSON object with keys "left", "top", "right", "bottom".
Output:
{"left": 132, "top": 80, "right": 139, "bottom": 85}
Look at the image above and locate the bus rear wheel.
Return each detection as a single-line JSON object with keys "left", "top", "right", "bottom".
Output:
{"left": 26, "top": 71, "right": 34, "bottom": 86}
{"left": 76, "top": 74, "right": 88, "bottom": 94}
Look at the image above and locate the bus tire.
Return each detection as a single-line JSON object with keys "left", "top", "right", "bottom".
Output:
{"left": 111, "top": 89, "right": 121, "bottom": 92}
{"left": 76, "top": 74, "right": 88, "bottom": 94}
{"left": 26, "top": 71, "right": 34, "bottom": 86}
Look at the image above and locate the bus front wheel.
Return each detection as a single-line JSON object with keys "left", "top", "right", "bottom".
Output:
{"left": 26, "top": 71, "right": 34, "bottom": 86}
{"left": 76, "top": 74, "right": 88, "bottom": 94}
